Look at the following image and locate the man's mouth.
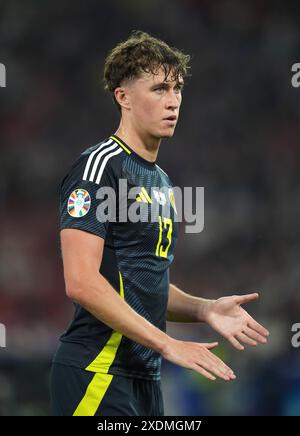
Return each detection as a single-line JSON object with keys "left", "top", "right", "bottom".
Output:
{"left": 163, "top": 115, "right": 177, "bottom": 121}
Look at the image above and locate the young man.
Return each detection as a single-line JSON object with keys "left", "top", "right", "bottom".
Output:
{"left": 50, "top": 31, "right": 269, "bottom": 416}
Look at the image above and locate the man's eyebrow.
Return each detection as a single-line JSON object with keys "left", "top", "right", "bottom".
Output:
{"left": 150, "top": 81, "right": 185, "bottom": 88}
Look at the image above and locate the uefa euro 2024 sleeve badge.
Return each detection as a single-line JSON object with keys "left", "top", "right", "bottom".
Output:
{"left": 67, "top": 189, "right": 91, "bottom": 218}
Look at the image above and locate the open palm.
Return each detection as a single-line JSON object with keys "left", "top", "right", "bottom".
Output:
{"left": 205, "top": 293, "right": 269, "bottom": 350}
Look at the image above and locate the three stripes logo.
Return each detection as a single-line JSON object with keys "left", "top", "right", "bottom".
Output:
{"left": 136, "top": 187, "right": 153, "bottom": 204}
{"left": 82, "top": 137, "right": 130, "bottom": 185}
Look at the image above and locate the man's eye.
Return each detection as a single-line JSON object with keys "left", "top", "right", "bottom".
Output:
{"left": 155, "top": 87, "right": 165, "bottom": 92}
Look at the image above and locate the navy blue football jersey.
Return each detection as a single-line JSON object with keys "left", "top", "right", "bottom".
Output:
{"left": 53, "top": 135, "right": 179, "bottom": 380}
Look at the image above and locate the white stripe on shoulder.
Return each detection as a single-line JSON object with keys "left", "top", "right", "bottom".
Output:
{"left": 89, "top": 142, "right": 120, "bottom": 182}
{"left": 95, "top": 147, "right": 123, "bottom": 184}
{"left": 82, "top": 138, "right": 113, "bottom": 181}
{"left": 155, "top": 164, "right": 168, "bottom": 177}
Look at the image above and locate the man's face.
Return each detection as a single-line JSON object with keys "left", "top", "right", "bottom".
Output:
{"left": 124, "top": 67, "right": 184, "bottom": 139}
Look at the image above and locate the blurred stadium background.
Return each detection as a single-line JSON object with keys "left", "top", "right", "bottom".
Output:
{"left": 1, "top": 0, "right": 300, "bottom": 416}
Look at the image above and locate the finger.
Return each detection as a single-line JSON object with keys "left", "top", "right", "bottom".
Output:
{"left": 236, "top": 332, "right": 257, "bottom": 347}
{"left": 214, "top": 365, "right": 236, "bottom": 380}
{"left": 204, "top": 349, "right": 235, "bottom": 377}
{"left": 199, "top": 362, "right": 232, "bottom": 381}
{"left": 206, "top": 361, "right": 235, "bottom": 380}
{"left": 234, "top": 293, "right": 259, "bottom": 305}
{"left": 202, "top": 342, "right": 219, "bottom": 350}
{"left": 195, "top": 359, "right": 231, "bottom": 381}
{"left": 228, "top": 335, "right": 244, "bottom": 350}
{"left": 192, "top": 364, "right": 216, "bottom": 381}
{"left": 243, "top": 326, "right": 267, "bottom": 344}
{"left": 198, "top": 354, "right": 236, "bottom": 381}
{"left": 247, "top": 318, "right": 269, "bottom": 337}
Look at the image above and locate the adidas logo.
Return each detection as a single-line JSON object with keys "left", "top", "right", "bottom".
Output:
{"left": 136, "top": 187, "right": 171, "bottom": 207}
{"left": 136, "top": 187, "right": 153, "bottom": 204}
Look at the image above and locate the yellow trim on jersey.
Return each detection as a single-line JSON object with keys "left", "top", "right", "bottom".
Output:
{"left": 141, "top": 187, "right": 153, "bottom": 204}
{"left": 110, "top": 135, "right": 131, "bottom": 154}
{"left": 73, "top": 373, "right": 113, "bottom": 416}
{"left": 136, "top": 195, "right": 142, "bottom": 202}
{"left": 169, "top": 189, "right": 177, "bottom": 214}
{"left": 85, "top": 271, "right": 124, "bottom": 372}
{"left": 73, "top": 271, "right": 125, "bottom": 416}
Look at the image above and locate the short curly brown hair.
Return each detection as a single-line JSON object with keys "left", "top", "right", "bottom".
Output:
{"left": 103, "top": 30, "right": 191, "bottom": 111}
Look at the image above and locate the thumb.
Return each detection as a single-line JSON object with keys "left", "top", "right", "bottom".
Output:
{"left": 235, "top": 293, "right": 259, "bottom": 305}
{"left": 202, "top": 342, "right": 219, "bottom": 349}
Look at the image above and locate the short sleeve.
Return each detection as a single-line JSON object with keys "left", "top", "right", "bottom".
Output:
{"left": 59, "top": 158, "right": 119, "bottom": 239}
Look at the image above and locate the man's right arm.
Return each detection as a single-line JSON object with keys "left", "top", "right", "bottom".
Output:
{"left": 61, "top": 228, "right": 236, "bottom": 382}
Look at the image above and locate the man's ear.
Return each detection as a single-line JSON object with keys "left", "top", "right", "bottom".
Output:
{"left": 114, "top": 87, "right": 131, "bottom": 110}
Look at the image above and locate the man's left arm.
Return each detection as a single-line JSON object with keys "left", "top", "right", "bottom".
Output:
{"left": 167, "top": 283, "right": 213, "bottom": 323}
{"left": 167, "top": 283, "right": 270, "bottom": 350}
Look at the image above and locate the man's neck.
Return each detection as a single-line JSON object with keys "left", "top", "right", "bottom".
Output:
{"left": 114, "top": 126, "right": 161, "bottom": 163}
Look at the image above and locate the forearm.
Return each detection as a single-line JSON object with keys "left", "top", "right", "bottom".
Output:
{"left": 69, "top": 273, "right": 169, "bottom": 354}
{"left": 167, "top": 283, "right": 214, "bottom": 323}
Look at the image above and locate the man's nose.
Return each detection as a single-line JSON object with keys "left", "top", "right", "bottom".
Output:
{"left": 166, "top": 90, "right": 180, "bottom": 109}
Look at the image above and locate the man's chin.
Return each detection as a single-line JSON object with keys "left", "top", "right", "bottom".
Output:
{"left": 159, "top": 129, "right": 176, "bottom": 139}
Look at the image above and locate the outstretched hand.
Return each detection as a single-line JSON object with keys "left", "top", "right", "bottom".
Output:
{"left": 204, "top": 293, "right": 269, "bottom": 350}
{"left": 162, "top": 338, "right": 236, "bottom": 381}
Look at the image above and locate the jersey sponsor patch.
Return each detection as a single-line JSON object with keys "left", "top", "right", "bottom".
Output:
{"left": 67, "top": 188, "right": 91, "bottom": 218}
{"left": 153, "top": 189, "right": 167, "bottom": 206}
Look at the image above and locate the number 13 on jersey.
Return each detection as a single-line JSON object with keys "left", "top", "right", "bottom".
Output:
{"left": 156, "top": 216, "right": 173, "bottom": 258}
